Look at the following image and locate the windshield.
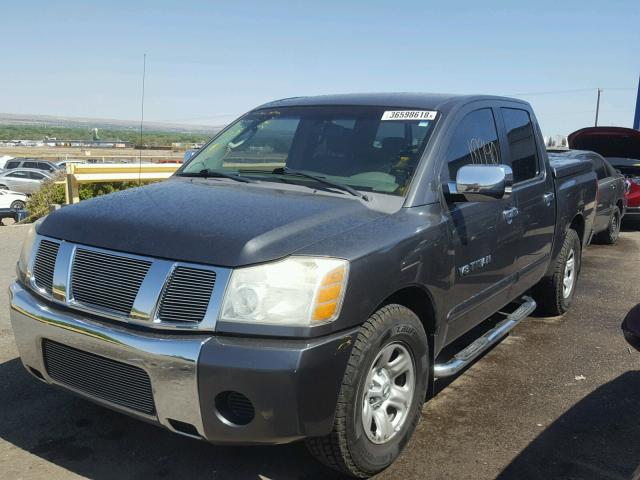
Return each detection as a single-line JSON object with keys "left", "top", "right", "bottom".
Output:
{"left": 178, "top": 106, "right": 438, "bottom": 196}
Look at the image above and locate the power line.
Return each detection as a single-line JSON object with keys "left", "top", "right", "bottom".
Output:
{"left": 511, "top": 87, "right": 635, "bottom": 96}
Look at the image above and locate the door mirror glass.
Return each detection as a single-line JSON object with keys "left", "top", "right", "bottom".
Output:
{"left": 450, "top": 164, "right": 513, "bottom": 202}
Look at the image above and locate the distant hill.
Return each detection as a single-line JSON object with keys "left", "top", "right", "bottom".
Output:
{"left": 0, "top": 112, "right": 224, "bottom": 146}
{"left": 0, "top": 112, "right": 223, "bottom": 133}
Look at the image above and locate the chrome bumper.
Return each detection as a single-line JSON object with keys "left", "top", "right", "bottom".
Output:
{"left": 9, "top": 282, "right": 211, "bottom": 438}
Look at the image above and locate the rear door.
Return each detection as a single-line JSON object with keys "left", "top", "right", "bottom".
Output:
{"left": 439, "top": 105, "right": 520, "bottom": 341}
{"left": 589, "top": 153, "right": 615, "bottom": 232}
{"left": 498, "top": 106, "right": 556, "bottom": 289}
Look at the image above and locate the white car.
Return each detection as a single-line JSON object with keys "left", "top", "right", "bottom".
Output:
{"left": 0, "top": 189, "right": 28, "bottom": 210}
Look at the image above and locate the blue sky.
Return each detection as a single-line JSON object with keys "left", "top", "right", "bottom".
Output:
{"left": 1, "top": 0, "right": 638, "bottom": 135}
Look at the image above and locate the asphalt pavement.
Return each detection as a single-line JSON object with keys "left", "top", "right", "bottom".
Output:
{"left": 1, "top": 223, "right": 639, "bottom": 480}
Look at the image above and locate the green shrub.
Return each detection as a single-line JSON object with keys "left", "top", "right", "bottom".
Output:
{"left": 25, "top": 173, "right": 151, "bottom": 222}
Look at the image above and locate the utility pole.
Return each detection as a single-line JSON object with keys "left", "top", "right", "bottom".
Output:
{"left": 594, "top": 88, "right": 601, "bottom": 127}
{"left": 138, "top": 53, "right": 146, "bottom": 183}
{"left": 634, "top": 75, "right": 640, "bottom": 130}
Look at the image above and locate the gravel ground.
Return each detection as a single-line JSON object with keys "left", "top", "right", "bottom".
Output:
{"left": 0, "top": 223, "right": 639, "bottom": 480}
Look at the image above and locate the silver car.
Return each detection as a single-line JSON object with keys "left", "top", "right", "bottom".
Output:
{"left": 0, "top": 168, "right": 52, "bottom": 194}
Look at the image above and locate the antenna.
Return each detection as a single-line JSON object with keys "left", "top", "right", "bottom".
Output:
{"left": 594, "top": 88, "right": 601, "bottom": 127}
{"left": 138, "top": 53, "right": 147, "bottom": 183}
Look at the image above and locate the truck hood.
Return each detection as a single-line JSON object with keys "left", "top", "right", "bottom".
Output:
{"left": 38, "top": 178, "right": 385, "bottom": 267}
{"left": 568, "top": 127, "right": 640, "bottom": 160}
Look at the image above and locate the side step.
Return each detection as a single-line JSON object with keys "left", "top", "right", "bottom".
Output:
{"left": 433, "top": 296, "right": 537, "bottom": 378}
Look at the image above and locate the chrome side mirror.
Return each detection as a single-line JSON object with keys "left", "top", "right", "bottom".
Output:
{"left": 448, "top": 164, "right": 513, "bottom": 202}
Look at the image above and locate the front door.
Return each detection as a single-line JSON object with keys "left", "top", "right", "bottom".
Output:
{"left": 440, "top": 107, "right": 520, "bottom": 342}
{"left": 590, "top": 154, "right": 615, "bottom": 233}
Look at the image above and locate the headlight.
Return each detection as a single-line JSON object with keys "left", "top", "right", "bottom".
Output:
{"left": 17, "top": 221, "right": 40, "bottom": 281}
{"left": 220, "top": 257, "right": 349, "bottom": 327}
{"left": 17, "top": 216, "right": 46, "bottom": 281}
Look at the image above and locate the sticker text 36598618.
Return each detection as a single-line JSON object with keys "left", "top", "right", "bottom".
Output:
{"left": 381, "top": 110, "right": 438, "bottom": 121}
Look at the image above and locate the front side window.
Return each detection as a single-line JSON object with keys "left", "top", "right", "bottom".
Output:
{"left": 179, "top": 106, "right": 438, "bottom": 196}
{"left": 7, "top": 171, "right": 28, "bottom": 178}
{"left": 444, "top": 108, "right": 501, "bottom": 182}
{"left": 590, "top": 155, "right": 608, "bottom": 180}
{"left": 29, "top": 172, "right": 45, "bottom": 180}
{"left": 501, "top": 108, "right": 540, "bottom": 183}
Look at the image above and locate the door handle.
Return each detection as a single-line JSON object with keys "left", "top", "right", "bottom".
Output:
{"left": 502, "top": 207, "right": 519, "bottom": 224}
{"left": 543, "top": 192, "right": 555, "bottom": 206}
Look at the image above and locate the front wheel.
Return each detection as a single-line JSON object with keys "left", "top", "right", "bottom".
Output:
{"left": 305, "top": 305, "right": 429, "bottom": 478}
{"left": 533, "top": 228, "right": 582, "bottom": 316}
{"left": 598, "top": 206, "right": 621, "bottom": 245}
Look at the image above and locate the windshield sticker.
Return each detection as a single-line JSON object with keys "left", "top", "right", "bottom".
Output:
{"left": 418, "top": 121, "right": 430, "bottom": 127}
{"left": 381, "top": 110, "right": 437, "bottom": 121}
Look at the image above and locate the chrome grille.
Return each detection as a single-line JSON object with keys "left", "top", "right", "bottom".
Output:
{"left": 33, "top": 240, "right": 60, "bottom": 293}
{"left": 43, "top": 339, "right": 155, "bottom": 415}
{"left": 71, "top": 248, "right": 151, "bottom": 316}
{"left": 158, "top": 266, "right": 216, "bottom": 323}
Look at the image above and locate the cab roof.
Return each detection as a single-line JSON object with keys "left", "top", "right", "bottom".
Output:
{"left": 257, "top": 92, "right": 528, "bottom": 113}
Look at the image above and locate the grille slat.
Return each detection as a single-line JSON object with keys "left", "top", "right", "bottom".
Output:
{"left": 71, "top": 249, "right": 151, "bottom": 316}
{"left": 33, "top": 240, "right": 60, "bottom": 293}
{"left": 43, "top": 340, "right": 155, "bottom": 415}
{"left": 157, "top": 267, "right": 216, "bottom": 324}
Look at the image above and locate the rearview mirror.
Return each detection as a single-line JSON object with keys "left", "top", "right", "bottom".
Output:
{"left": 448, "top": 164, "right": 513, "bottom": 202}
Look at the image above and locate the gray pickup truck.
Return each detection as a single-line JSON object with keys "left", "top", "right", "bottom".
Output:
{"left": 10, "top": 93, "right": 596, "bottom": 478}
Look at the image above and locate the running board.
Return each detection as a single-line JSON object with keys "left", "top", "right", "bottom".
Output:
{"left": 433, "top": 296, "right": 537, "bottom": 378}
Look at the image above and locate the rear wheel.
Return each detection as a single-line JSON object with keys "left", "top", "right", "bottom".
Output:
{"left": 598, "top": 206, "right": 621, "bottom": 245}
{"left": 10, "top": 200, "right": 25, "bottom": 210}
{"left": 305, "top": 305, "right": 429, "bottom": 478}
{"left": 533, "top": 229, "right": 581, "bottom": 316}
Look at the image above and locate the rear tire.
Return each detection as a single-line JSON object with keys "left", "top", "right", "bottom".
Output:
{"left": 10, "top": 200, "right": 25, "bottom": 210}
{"left": 597, "top": 206, "right": 621, "bottom": 245}
{"left": 305, "top": 305, "right": 429, "bottom": 478}
{"left": 533, "top": 229, "right": 581, "bottom": 316}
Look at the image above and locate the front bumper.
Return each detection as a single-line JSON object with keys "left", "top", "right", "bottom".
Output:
{"left": 9, "top": 282, "right": 356, "bottom": 444}
{"left": 624, "top": 206, "right": 640, "bottom": 217}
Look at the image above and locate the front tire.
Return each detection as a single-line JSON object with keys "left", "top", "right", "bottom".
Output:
{"left": 533, "top": 229, "right": 581, "bottom": 316}
{"left": 305, "top": 305, "right": 429, "bottom": 478}
{"left": 598, "top": 206, "right": 621, "bottom": 245}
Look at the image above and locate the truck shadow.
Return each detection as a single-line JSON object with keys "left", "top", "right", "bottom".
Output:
{"left": 0, "top": 358, "right": 346, "bottom": 480}
{"left": 497, "top": 371, "right": 640, "bottom": 480}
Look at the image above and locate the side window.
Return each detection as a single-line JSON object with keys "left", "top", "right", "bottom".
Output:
{"left": 445, "top": 108, "right": 500, "bottom": 181}
{"left": 590, "top": 155, "right": 607, "bottom": 180}
{"left": 7, "top": 171, "right": 28, "bottom": 178}
{"left": 6, "top": 161, "right": 19, "bottom": 169}
{"left": 501, "top": 108, "right": 540, "bottom": 183}
{"left": 23, "top": 161, "right": 38, "bottom": 169}
{"left": 39, "top": 162, "right": 53, "bottom": 171}
{"left": 29, "top": 171, "right": 45, "bottom": 180}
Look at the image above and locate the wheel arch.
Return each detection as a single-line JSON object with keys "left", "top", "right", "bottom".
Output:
{"left": 374, "top": 285, "right": 437, "bottom": 338}
{"left": 569, "top": 213, "right": 585, "bottom": 246}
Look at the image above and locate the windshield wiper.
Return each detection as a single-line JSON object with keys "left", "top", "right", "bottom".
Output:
{"left": 241, "top": 167, "right": 368, "bottom": 201}
{"left": 178, "top": 169, "right": 253, "bottom": 183}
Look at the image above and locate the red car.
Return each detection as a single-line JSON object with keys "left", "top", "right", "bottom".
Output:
{"left": 569, "top": 127, "right": 640, "bottom": 220}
